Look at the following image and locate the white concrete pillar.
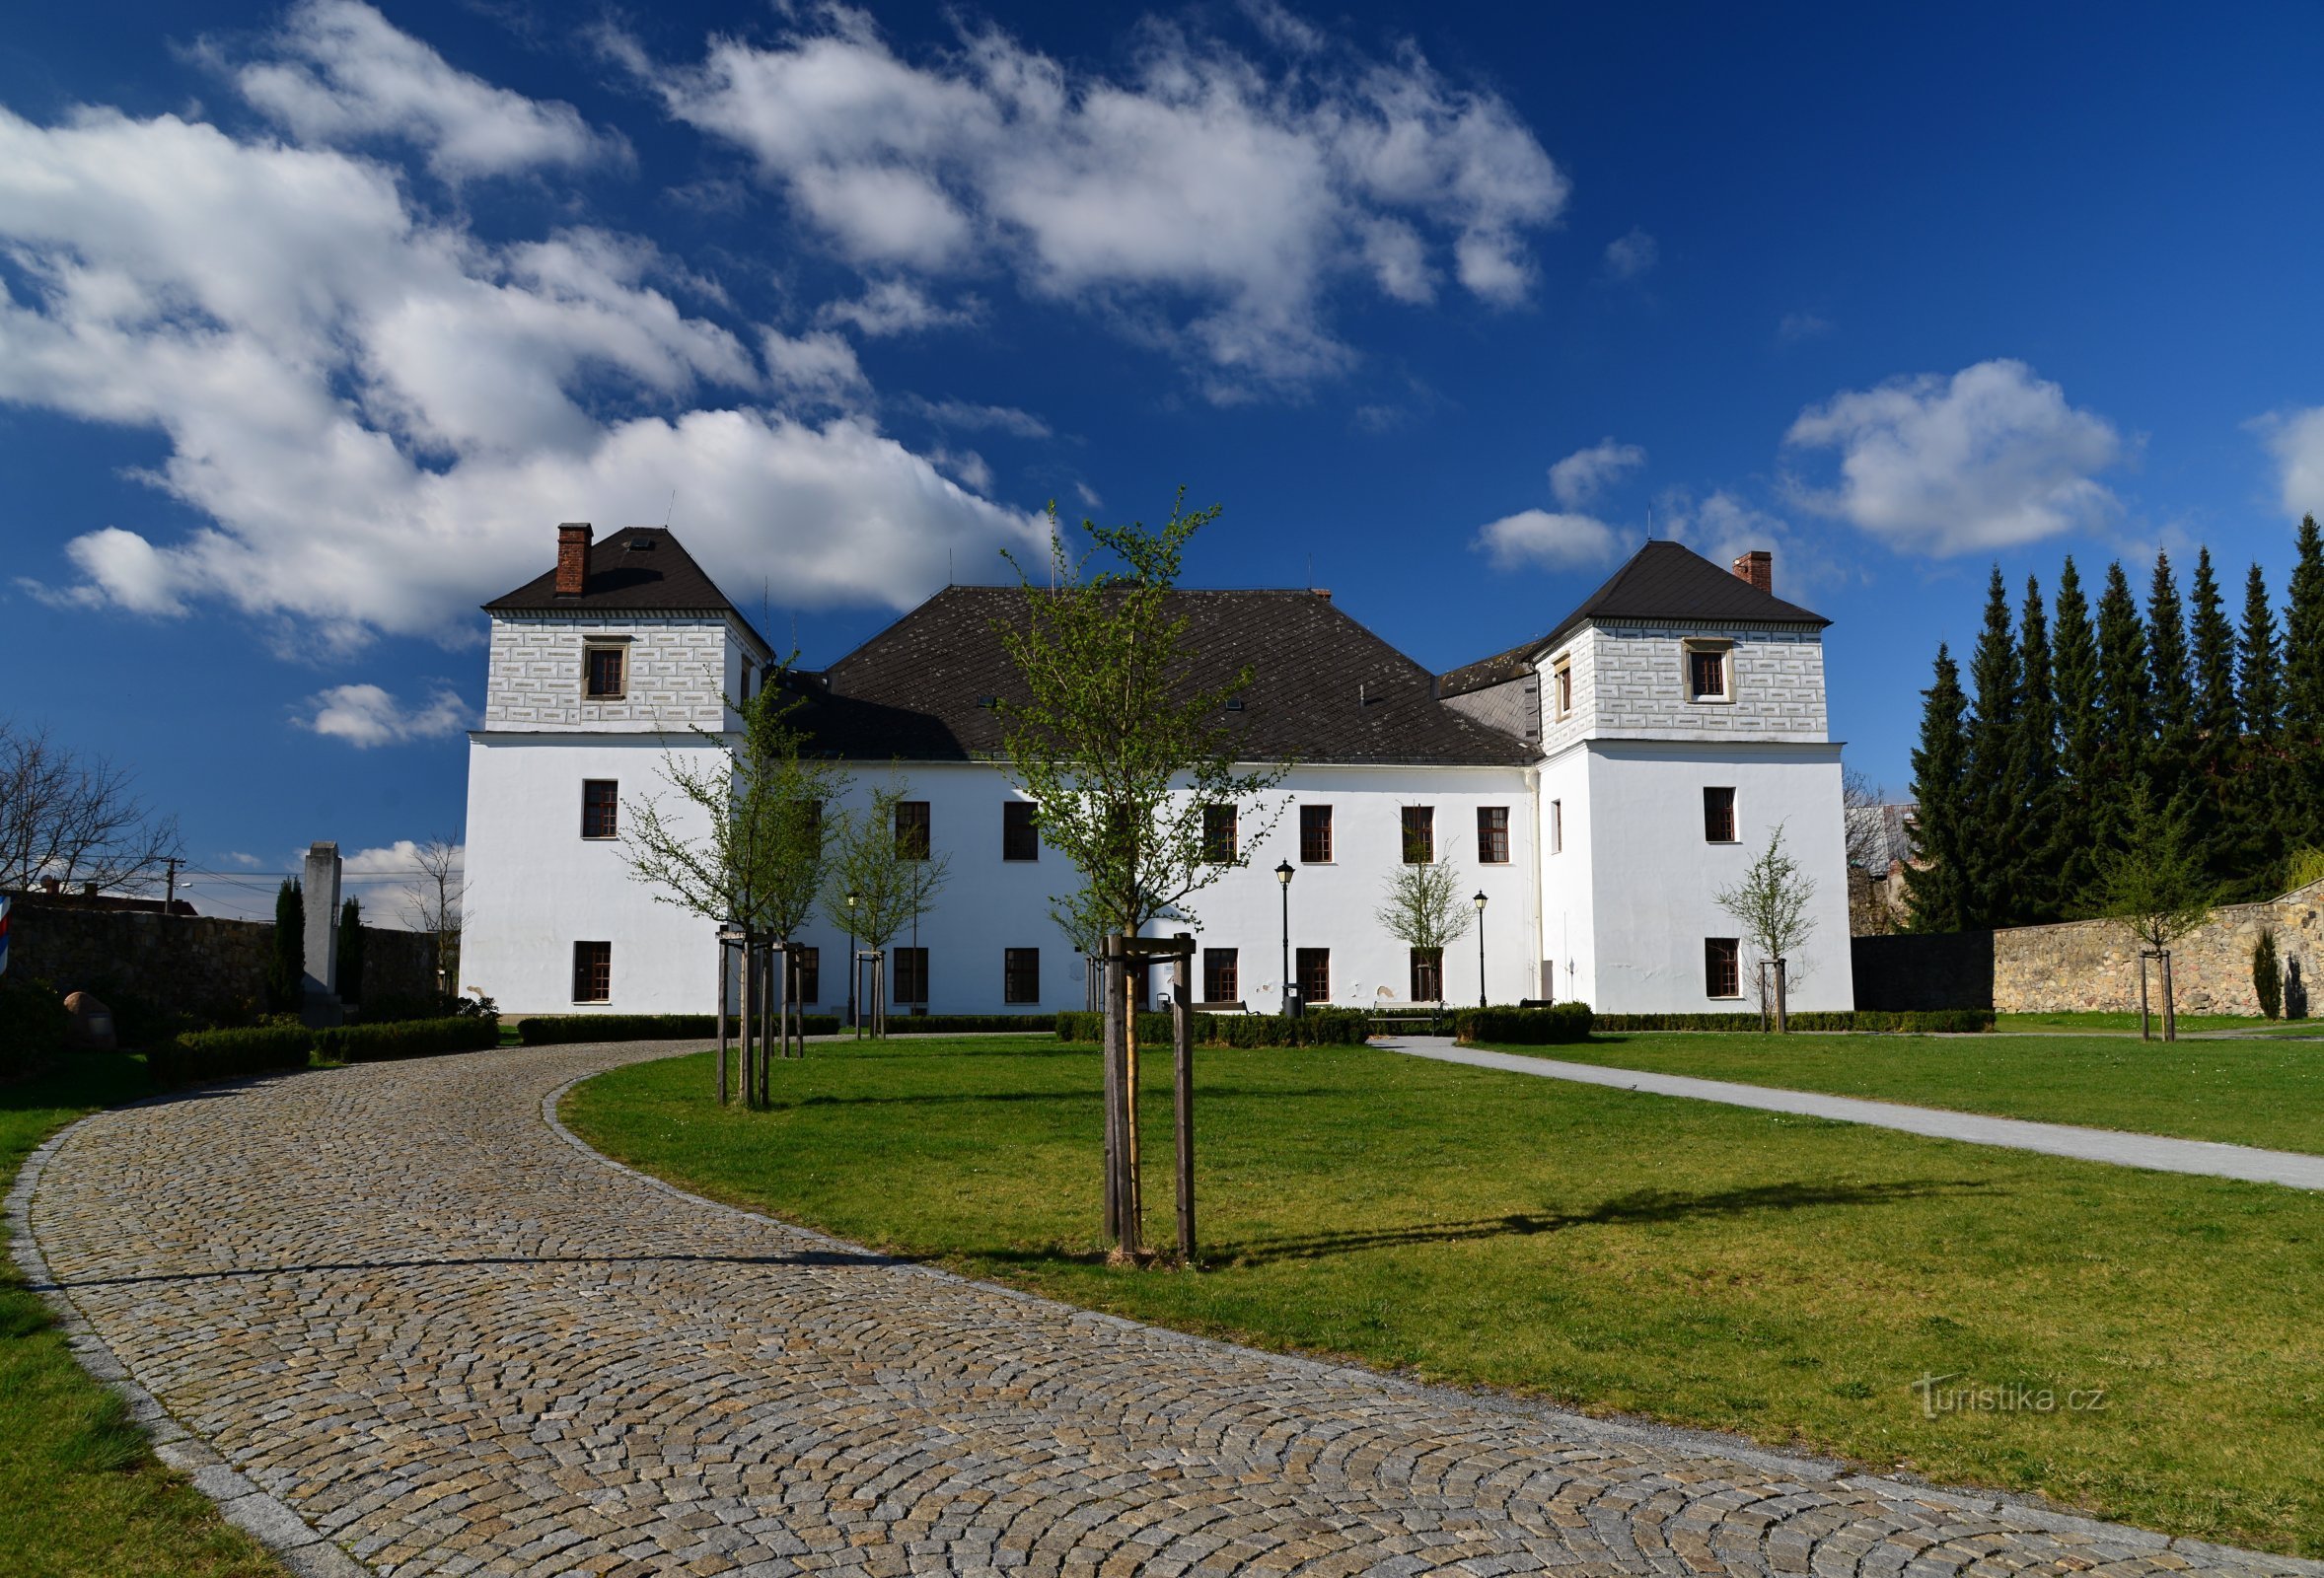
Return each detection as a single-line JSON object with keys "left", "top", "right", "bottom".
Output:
{"left": 303, "top": 841, "right": 341, "bottom": 999}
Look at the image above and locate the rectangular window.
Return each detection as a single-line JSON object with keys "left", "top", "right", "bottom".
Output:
{"left": 1296, "top": 948, "right": 1331, "bottom": 1007}
{"left": 1687, "top": 644, "right": 1729, "bottom": 700}
{"left": 1002, "top": 800, "right": 1039, "bottom": 861}
{"left": 1202, "top": 803, "right": 1237, "bottom": 864}
{"left": 1705, "top": 937, "right": 1741, "bottom": 999}
{"left": 584, "top": 645, "right": 626, "bottom": 699}
{"left": 895, "top": 801, "right": 932, "bottom": 860}
{"left": 1202, "top": 947, "right": 1239, "bottom": 1003}
{"left": 1401, "top": 805, "right": 1435, "bottom": 864}
{"left": 1299, "top": 804, "right": 1334, "bottom": 863}
{"left": 1477, "top": 806, "right": 1509, "bottom": 864}
{"left": 1554, "top": 661, "right": 1573, "bottom": 718}
{"left": 1003, "top": 947, "right": 1041, "bottom": 1005}
{"left": 893, "top": 946, "right": 929, "bottom": 1004}
{"left": 792, "top": 945, "right": 820, "bottom": 1004}
{"left": 1551, "top": 799, "right": 1564, "bottom": 855}
{"left": 581, "top": 779, "right": 618, "bottom": 839}
{"left": 1409, "top": 947, "right": 1443, "bottom": 1003}
{"left": 1704, "top": 786, "right": 1738, "bottom": 843}
{"left": 573, "top": 941, "right": 612, "bottom": 1002}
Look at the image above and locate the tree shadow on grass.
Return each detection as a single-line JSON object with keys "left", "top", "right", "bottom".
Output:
{"left": 770, "top": 1087, "right": 1342, "bottom": 1112}
{"left": 1203, "top": 1178, "right": 1996, "bottom": 1266}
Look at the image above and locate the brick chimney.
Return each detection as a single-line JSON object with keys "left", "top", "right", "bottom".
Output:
{"left": 555, "top": 522, "right": 593, "bottom": 597}
{"left": 1731, "top": 549, "right": 1773, "bottom": 595}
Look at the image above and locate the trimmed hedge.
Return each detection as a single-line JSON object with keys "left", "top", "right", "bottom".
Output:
{"left": 1053, "top": 1008, "right": 1373, "bottom": 1047}
{"left": 315, "top": 1016, "right": 500, "bottom": 1062}
{"left": 1585, "top": 1009, "right": 1996, "bottom": 1034}
{"left": 0, "top": 978, "right": 70, "bottom": 1074}
{"left": 881, "top": 1014, "right": 1056, "bottom": 1035}
{"left": 516, "top": 1013, "right": 842, "bottom": 1046}
{"left": 1453, "top": 1003, "right": 1596, "bottom": 1045}
{"left": 151, "top": 1025, "right": 313, "bottom": 1086}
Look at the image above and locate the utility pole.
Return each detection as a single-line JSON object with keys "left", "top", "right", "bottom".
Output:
{"left": 165, "top": 856, "right": 181, "bottom": 907}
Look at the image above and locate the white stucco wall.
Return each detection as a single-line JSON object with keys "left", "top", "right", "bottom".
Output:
{"left": 1537, "top": 745, "right": 1595, "bottom": 1004}
{"left": 1577, "top": 740, "right": 1853, "bottom": 1012}
{"left": 462, "top": 732, "right": 730, "bottom": 1014}
{"left": 1538, "top": 621, "right": 1829, "bottom": 752}
{"left": 482, "top": 612, "right": 763, "bottom": 734}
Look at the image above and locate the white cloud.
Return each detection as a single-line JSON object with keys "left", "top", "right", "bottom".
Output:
{"left": 2257, "top": 405, "right": 2324, "bottom": 519}
{"left": 235, "top": 0, "right": 623, "bottom": 179}
{"left": 1778, "top": 310, "right": 1833, "bottom": 343}
{"left": 906, "top": 396, "right": 1053, "bottom": 439}
{"left": 1601, "top": 227, "right": 1657, "bottom": 281}
{"left": 225, "top": 851, "right": 262, "bottom": 868}
{"left": 1548, "top": 438, "right": 1644, "bottom": 509}
{"left": 1782, "top": 359, "right": 2122, "bottom": 556}
{"left": 343, "top": 838, "right": 464, "bottom": 931}
{"left": 1074, "top": 481, "right": 1104, "bottom": 509}
{"left": 299, "top": 682, "right": 472, "bottom": 746}
{"left": 630, "top": 9, "right": 1566, "bottom": 393}
{"left": 0, "top": 60, "right": 1044, "bottom": 641}
{"left": 1475, "top": 509, "right": 1621, "bottom": 571}
{"left": 817, "top": 278, "right": 982, "bottom": 336}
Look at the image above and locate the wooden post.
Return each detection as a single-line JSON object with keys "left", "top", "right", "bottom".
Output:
{"left": 1124, "top": 962, "right": 1143, "bottom": 1251}
{"left": 2139, "top": 951, "right": 2153, "bottom": 1041}
{"left": 1100, "top": 936, "right": 1122, "bottom": 1244}
{"left": 1774, "top": 957, "right": 1789, "bottom": 1035}
{"left": 2161, "top": 950, "right": 2177, "bottom": 1043}
{"left": 1172, "top": 940, "right": 1195, "bottom": 1266}
{"left": 716, "top": 938, "right": 731, "bottom": 1106}
{"left": 740, "top": 936, "right": 757, "bottom": 1108}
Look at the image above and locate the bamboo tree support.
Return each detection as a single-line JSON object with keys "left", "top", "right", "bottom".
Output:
{"left": 1774, "top": 957, "right": 1789, "bottom": 1035}
{"left": 1171, "top": 938, "right": 1196, "bottom": 1265}
{"left": 739, "top": 934, "right": 757, "bottom": 1107}
{"left": 715, "top": 935, "right": 732, "bottom": 1106}
{"left": 2139, "top": 951, "right": 2155, "bottom": 1041}
{"left": 2160, "top": 949, "right": 2177, "bottom": 1043}
{"left": 1100, "top": 935, "right": 1123, "bottom": 1245}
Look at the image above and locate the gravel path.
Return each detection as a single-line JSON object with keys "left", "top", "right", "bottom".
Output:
{"left": 12, "top": 1041, "right": 2318, "bottom": 1578}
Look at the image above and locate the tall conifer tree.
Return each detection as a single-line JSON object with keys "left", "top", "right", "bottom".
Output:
{"left": 2143, "top": 552, "right": 2201, "bottom": 884}
{"left": 2237, "top": 561, "right": 2287, "bottom": 892}
{"left": 1904, "top": 644, "right": 1972, "bottom": 933}
{"left": 1962, "top": 568, "right": 2031, "bottom": 926}
{"left": 2240, "top": 561, "right": 2284, "bottom": 739}
{"left": 2049, "top": 558, "right": 2103, "bottom": 908}
{"left": 2093, "top": 562, "right": 2151, "bottom": 856}
{"left": 2016, "top": 575, "right": 2060, "bottom": 921}
{"left": 2286, "top": 515, "right": 2324, "bottom": 852}
{"left": 2186, "top": 549, "right": 2240, "bottom": 892}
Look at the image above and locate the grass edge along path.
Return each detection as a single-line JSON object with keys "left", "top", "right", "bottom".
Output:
{"left": 2, "top": 1054, "right": 288, "bottom": 1578}
{"left": 1487, "top": 1030, "right": 2324, "bottom": 1155}
{"left": 562, "top": 1036, "right": 2324, "bottom": 1559}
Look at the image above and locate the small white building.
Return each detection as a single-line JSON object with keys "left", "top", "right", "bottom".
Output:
{"left": 463, "top": 526, "right": 1853, "bottom": 1018}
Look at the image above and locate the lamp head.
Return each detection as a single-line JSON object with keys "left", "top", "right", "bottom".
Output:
{"left": 845, "top": 890, "right": 859, "bottom": 909}
{"left": 1275, "top": 859, "right": 1294, "bottom": 886}
{"left": 1473, "top": 890, "right": 1489, "bottom": 911}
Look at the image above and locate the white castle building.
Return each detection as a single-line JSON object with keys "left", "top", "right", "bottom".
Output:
{"left": 462, "top": 524, "right": 1853, "bottom": 1017}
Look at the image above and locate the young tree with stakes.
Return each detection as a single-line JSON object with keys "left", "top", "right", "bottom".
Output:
{"left": 401, "top": 836, "right": 465, "bottom": 1004}
{"left": 1374, "top": 851, "right": 1473, "bottom": 1003}
{"left": 818, "top": 774, "right": 949, "bottom": 1040}
{"left": 2098, "top": 783, "right": 2216, "bottom": 1042}
{"left": 991, "top": 492, "right": 1289, "bottom": 1264}
{"left": 1715, "top": 823, "right": 1818, "bottom": 1033}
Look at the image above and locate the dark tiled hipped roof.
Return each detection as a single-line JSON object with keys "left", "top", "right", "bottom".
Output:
{"left": 789, "top": 586, "right": 1536, "bottom": 766}
{"left": 1440, "top": 540, "right": 1829, "bottom": 696}
{"left": 485, "top": 528, "right": 771, "bottom": 652}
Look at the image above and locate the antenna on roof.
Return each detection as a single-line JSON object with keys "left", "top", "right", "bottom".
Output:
{"left": 664, "top": 488, "right": 677, "bottom": 528}
{"left": 1306, "top": 552, "right": 1313, "bottom": 591}
{"left": 949, "top": 547, "right": 955, "bottom": 587}
{"left": 1645, "top": 503, "right": 1653, "bottom": 541}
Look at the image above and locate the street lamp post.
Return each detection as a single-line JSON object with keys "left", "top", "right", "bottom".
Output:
{"left": 1473, "top": 891, "right": 1489, "bottom": 1008}
{"left": 1275, "top": 859, "right": 1295, "bottom": 1017}
{"left": 844, "top": 891, "right": 859, "bottom": 1029}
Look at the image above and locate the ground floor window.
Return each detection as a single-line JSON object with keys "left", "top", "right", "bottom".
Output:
{"left": 573, "top": 940, "right": 612, "bottom": 1002}
{"left": 1705, "top": 937, "right": 1741, "bottom": 999}
{"left": 893, "top": 946, "right": 929, "bottom": 1005}
{"left": 1410, "top": 947, "right": 1443, "bottom": 1002}
{"left": 791, "top": 945, "right": 819, "bottom": 1004}
{"left": 1202, "top": 947, "right": 1239, "bottom": 1003}
{"left": 1004, "top": 947, "right": 1041, "bottom": 1004}
{"left": 1296, "top": 947, "right": 1330, "bottom": 1007}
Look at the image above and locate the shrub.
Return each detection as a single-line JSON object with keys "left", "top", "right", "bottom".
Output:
{"left": 2254, "top": 931, "right": 2284, "bottom": 1021}
{"left": 314, "top": 1016, "right": 500, "bottom": 1063}
{"left": 0, "top": 977, "right": 71, "bottom": 1075}
{"left": 359, "top": 990, "right": 499, "bottom": 1025}
{"left": 1583, "top": 1009, "right": 1995, "bottom": 1034}
{"left": 880, "top": 1014, "right": 1056, "bottom": 1035}
{"left": 1453, "top": 1003, "right": 1596, "bottom": 1044}
{"left": 516, "top": 1013, "right": 842, "bottom": 1046}
{"left": 151, "top": 1025, "right": 313, "bottom": 1086}
{"left": 1053, "top": 1007, "right": 1372, "bottom": 1047}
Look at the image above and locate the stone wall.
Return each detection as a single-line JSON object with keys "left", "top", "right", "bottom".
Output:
{"left": 6, "top": 897, "right": 444, "bottom": 1024}
{"left": 1551, "top": 620, "right": 1829, "bottom": 751}
{"left": 483, "top": 611, "right": 743, "bottom": 732}
{"left": 1852, "top": 881, "right": 2324, "bottom": 1016}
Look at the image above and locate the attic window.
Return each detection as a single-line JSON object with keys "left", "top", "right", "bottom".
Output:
{"left": 977, "top": 694, "right": 998, "bottom": 709}
{"left": 1225, "top": 697, "right": 1245, "bottom": 712}
{"left": 625, "top": 536, "right": 655, "bottom": 551}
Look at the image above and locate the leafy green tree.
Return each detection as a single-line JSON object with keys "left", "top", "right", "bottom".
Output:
{"left": 1375, "top": 858, "right": 1474, "bottom": 1002}
{"left": 2097, "top": 783, "right": 2216, "bottom": 1041}
{"left": 2014, "top": 575, "right": 2060, "bottom": 922}
{"left": 267, "top": 879, "right": 304, "bottom": 1012}
{"left": 2047, "top": 559, "right": 2104, "bottom": 908}
{"left": 1962, "top": 567, "right": 2032, "bottom": 926}
{"left": 819, "top": 773, "right": 951, "bottom": 1037}
{"left": 1903, "top": 645, "right": 1971, "bottom": 933}
{"left": 1714, "top": 824, "right": 1818, "bottom": 1032}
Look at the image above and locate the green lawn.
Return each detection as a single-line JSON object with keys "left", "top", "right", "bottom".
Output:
{"left": 1497, "top": 1031, "right": 2324, "bottom": 1154}
{"left": 2, "top": 1056, "right": 285, "bottom": 1578}
{"left": 564, "top": 1035, "right": 2324, "bottom": 1557}
{"left": 1997, "top": 1011, "right": 2282, "bottom": 1035}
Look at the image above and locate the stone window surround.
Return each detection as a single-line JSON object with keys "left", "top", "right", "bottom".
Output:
{"left": 583, "top": 635, "right": 632, "bottom": 700}
{"left": 1551, "top": 655, "right": 1573, "bottom": 719}
{"left": 1681, "top": 637, "right": 1734, "bottom": 704}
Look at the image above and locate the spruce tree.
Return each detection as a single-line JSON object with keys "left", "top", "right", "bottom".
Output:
{"left": 2186, "top": 549, "right": 2239, "bottom": 894}
{"left": 1962, "top": 568, "right": 2030, "bottom": 926}
{"left": 1904, "top": 644, "right": 1972, "bottom": 933}
{"left": 267, "top": 879, "right": 306, "bottom": 1012}
{"left": 2145, "top": 550, "right": 2195, "bottom": 784}
{"left": 2238, "top": 561, "right": 2287, "bottom": 892}
{"left": 337, "top": 896, "right": 365, "bottom": 1007}
{"left": 2092, "top": 561, "right": 2151, "bottom": 860}
{"left": 2016, "top": 575, "right": 2061, "bottom": 922}
{"left": 2049, "top": 559, "right": 2104, "bottom": 908}
{"left": 2285, "top": 515, "right": 2324, "bottom": 853}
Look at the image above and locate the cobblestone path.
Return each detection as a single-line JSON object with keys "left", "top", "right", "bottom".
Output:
{"left": 17, "top": 1043, "right": 2318, "bottom": 1578}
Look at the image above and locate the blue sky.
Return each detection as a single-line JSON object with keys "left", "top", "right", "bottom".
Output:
{"left": 8, "top": 2, "right": 2324, "bottom": 918}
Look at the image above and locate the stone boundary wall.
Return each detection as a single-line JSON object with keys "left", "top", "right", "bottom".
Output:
{"left": 5, "top": 897, "right": 441, "bottom": 1021}
{"left": 1853, "top": 882, "right": 2324, "bottom": 1016}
